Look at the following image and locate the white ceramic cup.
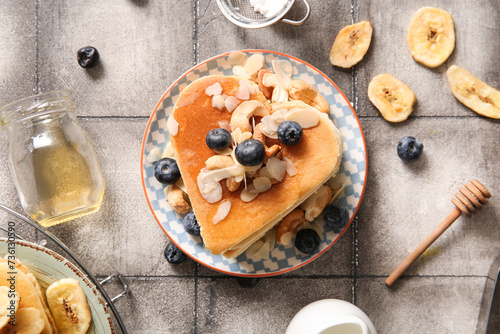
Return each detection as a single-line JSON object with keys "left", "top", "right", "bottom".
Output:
{"left": 286, "top": 299, "right": 377, "bottom": 334}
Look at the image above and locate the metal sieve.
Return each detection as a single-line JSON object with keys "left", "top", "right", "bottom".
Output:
{"left": 216, "top": 0, "right": 310, "bottom": 29}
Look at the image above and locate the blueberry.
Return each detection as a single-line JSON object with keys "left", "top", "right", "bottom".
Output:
{"left": 294, "top": 229, "right": 320, "bottom": 254}
{"left": 397, "top": 136, "right": 423, "bottom": 162}
{"left": 235, "top": 139, "right": 265, "bottom": 166}
{"left": 277, "top": 121, "right": 303, "bottom": 146}
{"left": 237, "top": 277, "right": 260, "bottom": 288}
{"left": 154, "top": 158, "right": 181, "bottom": 185}
{"left": 77, "top": 46, "right": 100, "bottom": 68}
{"left": 324, "top": 204, "right": 349, "bottom": 233}
{"left": 164, "top": 242, "right": 187, "bottom": 264}
{"left": 183, "top": 211, "right": 201, "bottom": 236}
{"left": 206, "top": 128, "right": 231, "bottom": 151}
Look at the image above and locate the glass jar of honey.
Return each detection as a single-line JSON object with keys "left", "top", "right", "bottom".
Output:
{"left": 0, "top": 90, "right": 105, "bottom": 227}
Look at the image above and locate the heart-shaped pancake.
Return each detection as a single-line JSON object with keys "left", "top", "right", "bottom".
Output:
{"left": 170, "top": 75, "right": 343, "bottom": 257}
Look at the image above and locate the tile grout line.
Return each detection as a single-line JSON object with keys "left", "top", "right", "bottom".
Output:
{"left": 193, "top": 0, "right": 200, "bottom": 66}
{"left": 93, "top": 273, "right": 490, "bottom": 280}
{"left": 35, "top": 0, "right": 40, "bottom": 94}
{"left": 351, "top": 0, "right": 359, "bottom": 307}
{"left": 194, "top": 263, "right": 199, "bottom": 334}
{"left": 193, "top": 2, "right": 199, "bottom": 333}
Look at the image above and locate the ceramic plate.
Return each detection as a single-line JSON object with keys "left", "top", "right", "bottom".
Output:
{"left": 0, "top": 239, "right": 114, "bottom": 333}
{"left": 141, "top": 50, "right": 367, "bottom": 277}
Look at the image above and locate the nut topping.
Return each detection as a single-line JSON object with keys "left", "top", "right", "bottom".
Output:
{"left": 289, "top": 80, "right": 330, "bottom": 113}
{"left": 277, "top": 209, "right": 306, "bottom": 244}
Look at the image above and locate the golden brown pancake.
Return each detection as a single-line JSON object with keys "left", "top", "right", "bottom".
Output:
{"left": 171, "top": 75, "right": 342, "bottom": 256}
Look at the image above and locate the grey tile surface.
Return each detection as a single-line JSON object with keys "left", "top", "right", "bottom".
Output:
{"left": 37, "top": 1, "right": 195, "bottom": 117}
{"left": 0, "top": 0, "right": 499, "bottom": 333}
{"left": 0, "top": 0, "right": 37, "bottom": 103}
{"left": 197, "top": 277, "right": 353, "bottom": 333}
{"left": 356, "top": 277, "right": 486, "bottom": 333}
{"left": 113, "top": 277, "right": 196, "bottom": 333}
{"left": 357, "top": 117, "right": 500, "bottom": 277}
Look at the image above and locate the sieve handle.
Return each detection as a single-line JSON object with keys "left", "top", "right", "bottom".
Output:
{"left": 281, "top": 0, "right": 310, "bottom": 26}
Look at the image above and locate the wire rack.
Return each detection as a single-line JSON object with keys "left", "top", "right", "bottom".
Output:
{"left": 0, "top": 204, "right": 128, "bottom": 333}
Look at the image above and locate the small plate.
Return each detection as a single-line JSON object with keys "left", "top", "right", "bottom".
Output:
{"left": 0, "top": 239, "right": 114, "bottom": 333}
{"left": 141, "top": 50, "right": 367, "bottom": 277}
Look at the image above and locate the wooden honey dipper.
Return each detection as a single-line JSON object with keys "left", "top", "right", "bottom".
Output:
{"left": 385, "top": 179, "right": 491, "bottom": 287}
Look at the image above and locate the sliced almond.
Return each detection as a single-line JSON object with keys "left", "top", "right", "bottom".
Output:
{"left": 239, "top": 80, "right": 257, "bottom": 95}
{"left": 228, "top": 51, "right": 248, "bottom": 66}
{"left": 225, "top": 96, "right": 240, "bottom": 113}
{"left": 243, "top": 54, "right": 265, "bottom": 75}
{"left": 146, "top": 147, "right": 162, "bottom": 163}
{"left": 233, "top": 65, "right": 251, "bottom": 80}
{"left": 212, "top": 94, "right": 225, "bottom": 110}
{"left": 235, "top": 84, "right": 250, "bottom": 100}
{"left": 167, "top": 114, "right": 179, "bottom": 136}
{"left": 266, "top": 157, "right": 286, "bottom": 182}
{"left": 162, "top": 141, "right": 175, "bottom": 158}
{"left": 285, "top": 108, "right": 319, "bottom": 128}
{"left": 205, "top": 82, "right": 223, "bottom": 96}
{"left": 213, "top": 200, "right": 231, "bottom": 224}
{"left": 277, "top": 60, "right": 294, "bottom": 77}
{"left": 282, "top": 156, "right": 297, "bottom": 176}
{"left": 241, "top": 184, "right": 259, "bottom": 202}
{"left": 253, "top": 177, "right": 272, "bottom": 193}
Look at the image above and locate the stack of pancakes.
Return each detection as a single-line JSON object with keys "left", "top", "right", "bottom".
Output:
{"left": 171, "top": 75, "right": 343, "bottom": 258}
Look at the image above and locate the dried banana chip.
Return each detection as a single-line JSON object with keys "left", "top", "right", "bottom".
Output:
{"left": 407, "top": 7, "right": 455, "bottom": 68}
{"left": 447, "top": 65, "right": 500, "bottom": 119}
{"left": 330, "top": 20, "right": 373, "bottom": 68}
{"left": 368, "top": 74, "right": 416, "bottom": 122}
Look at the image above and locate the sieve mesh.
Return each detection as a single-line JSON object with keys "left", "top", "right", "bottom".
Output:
{"left": 224, "top": 0, "right": 292, "bottom": 22}
{"left": 229, "top": 0, "right": 267, "bottom": 20}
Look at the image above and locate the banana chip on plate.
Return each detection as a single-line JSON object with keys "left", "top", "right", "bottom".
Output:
{"left": 407, "top": 7, "right": 455, "bottom": 68}
{"left": 46, "top": 278, "right": 91, "bottom": 334}
{"left": 0, "top": 261, "right": 56, "bottom": 334}
{"left": 329, "top": 20, "right": 373, "bottom": 68}
{"left": 447, "top": 65, "right": 500, "bottom": 119}
{"left": 368, "top": 73, "right": 417, "bottom": 122}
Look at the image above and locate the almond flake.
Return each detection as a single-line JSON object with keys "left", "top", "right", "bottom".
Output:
{"left": 241, "top": 184, "right": 259, "bottom": 202}
{"left": 235, "top": 85, "right": 250, "bottom": 100}
{"left": 146, "top": 147, "right": 162, "bottom": 163}
{"left": 266, "top": 157, "right": 286, "bottom": 182}
{"left": 213, "top": 200, "right": 231, "bottom": 224}
{"left": 285, "top": 108, "right": 319, "bottom": 128}
{"left": 206, "top": 82, "right": 223, "bottom": 96}
{"left": 282, "top": 156, "right": 297, "bottom": 176}
{"left": 162, "top": 142, "right": 175, "bottom": 158}
{"left": 228, "top": 51, "right": 248, "bottom": 66}
{"left": 233, "top": 65, "right": 251, "bottom": 80}
{"left": 252, "top": 177, "right": 272, "bottom": 193}
{"left": 212, "top": 94, "right": 225, "bottom": 110}
{"left": 243, "top": 54, "right": 265, "bottom": 75}
{"left": 239, "top": 80, "right": 256, "bottom": 95}
{"left": 279, "top": 232, "right": 294, "bottom": 245}
{"left": 277, "top": 60, "right": 294, "bottom": 77}
{"left": 167, "top": 114, "right": 179, "bottom": 136}
{"left": 225, "top": 96, "right": 240, "bottom": 113}
{"left": 218, "top": 120, "right": 231, "bottom": 132}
